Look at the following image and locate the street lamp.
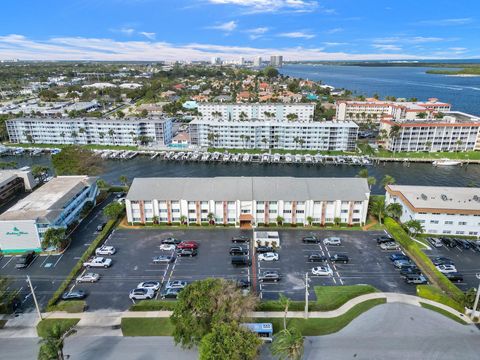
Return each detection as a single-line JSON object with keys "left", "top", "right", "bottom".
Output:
{"left": 471, "top": 273, "right": 480, "bottom": 320}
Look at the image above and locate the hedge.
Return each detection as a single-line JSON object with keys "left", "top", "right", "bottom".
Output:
{"left": 130, "top": 300, "right": 177, "bottom": 311}
{"left": 46, "top": 218, "right": 118, "bottom": 310}
{"left": 384, "top": 217, "right": 465, "bottom": 305}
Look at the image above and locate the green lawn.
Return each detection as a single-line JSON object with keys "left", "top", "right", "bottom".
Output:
{"left": 121, "top": 318, "right": 174, "bottom": 336}
{"left": 420, "top": 302, "right": 468, "bottom": 325}
{"left": 374, "top": 149, "right": 480, "bottom": 161}
{"left": 49, "top": 301, "right": 86, "bottom": 313}
{"left": 256, "top": 298, "right": 386, "bottom": 336}
{"left": 3, "top": 142, "right": 137, "bottom": 151}
{"left": 37, "top": 319, "right": 80, "bottom": 338}
{"left": 416, "top": 285, "right": 464, "bottom": 313}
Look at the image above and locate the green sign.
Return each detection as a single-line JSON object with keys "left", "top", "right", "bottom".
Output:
{"left": 6, "top": 227, "right": 29, "bottom": 236}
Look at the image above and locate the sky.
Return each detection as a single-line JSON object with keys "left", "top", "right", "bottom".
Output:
{"left": 0, "top": 0, "right": 479, "bottom": 61}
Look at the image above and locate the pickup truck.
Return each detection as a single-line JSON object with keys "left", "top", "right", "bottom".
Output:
{"left": 83, "top": 257, "right": 112, "bottom": 268}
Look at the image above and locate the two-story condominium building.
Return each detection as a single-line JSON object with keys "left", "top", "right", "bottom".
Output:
{"left": 125, "top": 177, "right": 370, "bottom": 228}
{"left": 0, "top": 176, "right": 98, "bottom": 253}
{"left": 197, "top": 103, "right": 315, "bottom": 122}
{"left": 386, "top": 185, "right": 480, "bottom": 237}
{"left": 336, "top": 98, "right": 451, "bottom": 123}
{"left": 379, "top": 112, "right": 480, "bottom": 152}
{"left": 189, "top": 119, "right": 358, "bottom": 151}
{"left": 6, "top": 117, "right": 173, "bottom": 146}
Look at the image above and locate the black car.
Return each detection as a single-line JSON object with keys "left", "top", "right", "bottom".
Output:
{"left": 308, "top": 253, "right": 327, "bottom": 262}
{"left": 329, "top": 254, "right": 349, "bottom": 263}
{"left": 236, "top": 279, "right": 250, "bottom": 289}
{"left": 302, "top": 236, "right": 319, "bottom": 244}
{"left": 232, "top": 236, "right": 250, "bottom": 243}
{"left": 376, "top": 235, "right": 394, "bottom": 245}
{"left": 231, "top": 256, "right": 251, "bottom": 267}
{"left": 454, "top": 239, "right": 470, "bottom": 250}
{"left": 162, "top": 237, "right": 182, "bottom": 245}
{"left": 61, "top": 290, "right": 87, "bottom": 300}
{"left": 440, "top": 238, "right": 456, "bottom": 248}
{"left": 445, "top": 272, "right": 464, "bottom": 283}
{"left": 229, "top": 246, "right": 248, "bottom": 255}
{"left": 256, "top": 246, "right": 274, "bottom": 254}
{"left": 15, "top": 251, "right": 36, "bottom": 269}
{"left": 400, "top": 266, "right": 421, "bottom": 277}
{"left": 176, "top": 248, "right": 198, "bottom": 257}
{"left": 431, "top": 257, "right": 454, "bottom": 266}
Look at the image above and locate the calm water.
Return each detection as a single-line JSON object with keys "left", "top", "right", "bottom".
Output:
{"left": 280, "top": 64, "right": 480, "bottom": 115}
{"left": 4, "top": 155, "right": 480, "bottom": 195}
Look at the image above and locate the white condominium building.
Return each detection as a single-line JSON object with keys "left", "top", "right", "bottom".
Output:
{"left": 197, "top": 103, "right": 315, "bottom": 122}
{"left": 386, "top": 185, "right": 480, "bottom": 237}
{"left": 126, "top": 177, "right": 370, "bottom": 227}
{"left": 336, "top": 98, "right": 451, "bottom": 122}
{"left": 6, "top": 117, "right": 173, "bottom": 146}
{"left": 380, "top": 112, "right": 480, "bottom": 152}
{"left": 189, "top": 119, "right": 358, "bottom": 151}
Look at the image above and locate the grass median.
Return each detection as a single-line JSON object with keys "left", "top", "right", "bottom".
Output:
{"left": 420, "top": 302, "right": 468, "bottom": 325}
{"left": 121, "top": 318, "right": 174, "bottom": 336}
{"left": 37, "top": 319, "right": 80, "bottom": 338}
{"left": 48, "top": 300, "right": 86, "bottom": 313}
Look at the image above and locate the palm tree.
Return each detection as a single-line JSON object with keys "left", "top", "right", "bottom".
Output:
{"left": 276, "top": 216, "right": 284, "bottom": 225}
{"left": 278, "top": 294, "right": 291, "bottom": 330}
{"left": 119, "top": 175, "right": 128, "bottom": 188}
{"left": 286, "top": 113, "right": 298, "bottom": 121}
{"left": 207, "top": 212, "right": 215, "bottom": 225}
{"left": 108, "top": 129, "right": 115, "bottom": 145}
{"left": 129, "top": 131, "right": 136, "bottom": 145}
{"left": 179, "top": 215, "right": 187, "bottom": 225}
{"left": 403, "top": 219, "right": 424, "bottom": 237}
{"left": 381, "top": 175, "right": 396, "bottom": 188}
{"left": 416, "top": 112, "right": 427, "bottom": 119}
{"left": 424, "top": 140, "right": 432, "bottom": 152}
{"left": 207, "top": 132, "right": 215, "bottom": 147}
{"left": 71, "top": 131, "right": 78, "bottom": 144}
{"left": 239, "top": 134, "right": 245, "bottom": 148}
{"left": 357, "top": 168, "right": 369, "bottom": 178}
{"left": 245, "top": 135, "right": 251, "bottom": 148}
{"left": 38, "top": 323, "right": 76, "bottom": 360}
{"left": 99, "top": 132, "right": 105, "bottom": 143}
{"left": 79, "top": 127, "right": 86, "bottom": 143}
{"left": 271, "top": 327, "right": 304, "bottom": 360}
{"left": 261, "top": 137, "right": 268, "bottom": 149}
{"left": 239, "top": 111, "right": 248, "bottom": 121}
{"left": 455, "top": 139, "right": 463, "bottom": 152}
{"left": 369, "top": 197, "right": 386, "bottom": 224}
{"left": 367, "top": 176, "right": 376, "bottom": 189}
{"left": 388, "top": 125, "right": 401, "bottom": 153}
{"left": 306, "top": 216, "right": 313, "bottom": 226}
{"left": 386, "top": 203, "right": 403, "bottom": 220}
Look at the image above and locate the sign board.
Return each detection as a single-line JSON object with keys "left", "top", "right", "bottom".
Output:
{"left": 0, "top": 220, "right": 41, "bottom": 252}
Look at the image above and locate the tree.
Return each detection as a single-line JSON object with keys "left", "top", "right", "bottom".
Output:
{"left": 103, "top": 202, "right": 125, "bottom": 220}
{"left": 207, "top": 212, "right": 215, "bottom": 225}
{"left": 52, "top": 145, "right": 102, "bottom": 175}
{"left": 179, "top": 215, "right": 187, "bottom": 225}
{"left": 381, "top": 175, "right": 396, "bottom": 188}
{"left": 403, "top": 219, "right": 424, "bottom": 237}
{"left": 199, "top": 322, "right": 261, "bottom": 360}
{"left": 369, "top": 196, "right": 386, "bottom": 224}
{"left": 357, "top": 168, "right": 369, "bottom": 178}
{"left": 139, "top": 109, "right": 148, "bottom": 118}
{"left": 271, "top": 327, "right": 304, "bottom": 360}
{"left": 38, "top": 323, "right": 76, "bottom": 360}
{"left": 388, "top": 125, "right": 402, "bottom": 153}
{"left": 334, "top": 217, "right": 341, "bottom": 227}
{"left": 367, "top": 176, "right": 376, "bottom": 189}
{"left": 42, "top": 228, "right": 68, "bottom": 250}
{"left": 31, "top": 165, "right": 50, "bottom": 181}
{"left": 416, "top": 112, "right": 428, "bottom": 119}
{"left": 116, "top": 110, "right": 125, "bottom": 119}
{"left": 39, "top": 89, "right": 58, "bottom": 101}
{"left": 171, "top": 278, "right": 257, "bottom": 348}
{"left": 306, "top": 216, "right": 313, "bottom": 226}
{"left": 119, "top": 175, "right": 129, "bottom": 188}
{"left": 263, "top": 66, "right": 279, "bottom": 78}
{"left": 276, "top": 216, "right": 284, "bottom": 225}
{"left": 386, "top": 203, "right": 403, "bottom": 220}
{"left": 279, "top": 294, "right": 291, "bottom": 330}
{"left": 96, "top": 178, "right": 109, "bottom": 189}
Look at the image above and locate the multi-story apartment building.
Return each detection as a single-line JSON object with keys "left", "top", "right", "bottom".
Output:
{"left": 0, "top": 176, "right": 98, "bottom": 252}
{"left": 270, "top": 55, "right": 283, "bottom": 67}
{"left": 336, "top": 98, "right": 451, "bottom": 122}
{"left": 380, "top": 112, "right": 480, "bottom": 152}
{"left": 386, "top": 184, "right": 480, "bottom": 237}
{"left": 6, "top": 117, "right": 173, "bottom": 146}
{"left": 189, "top": 119, "right": 358, "bottom": 151}
{"left": 0, "top": 167, "right": 37, "bottom": 205}
{"left": 126, "top": 177, "right": 370, "bottom": 227}
{"left": 197, "top": 103, "right": 315, "bottom": 122}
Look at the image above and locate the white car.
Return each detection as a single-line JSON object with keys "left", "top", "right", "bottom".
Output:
{"left": 76, "top": 272, "right": 100, "bottom": 283}
{"left": 258, "top": 252, "right": 279, "bottom": 261}
{"left": 436, "top": 264, "right": 457, "bottom": 273}
{"left": 95, "top": 245, "right": 116, "bottom": 255}
{"left": 116, "top": 197, "right": 126, "bottom": 204}
{"left": 380, "top": 242, "right": 400, "bottom": 251}
{"left": 137, "top": 281, "right": 161, "bottom": 291}
{"left": 159, "top": 244, "right": 176, "bottom": 251}
{"left": 83, "top": 257, "right": 112, "bottom": 268}
{"left": 165, "top": 280, "right": 188, "bottom": 290}
{"left": 323, "top": 237, "right": 342, "bottom": 246}
{"left": 311, "top": 265, "right": 333, "bottom": 276}
{"left": 129, "top": 288, "right": 155, "bottom": 300}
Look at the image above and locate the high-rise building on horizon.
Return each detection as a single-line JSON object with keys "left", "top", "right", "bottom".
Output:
{"left": 253, "top": 56, "right": 262, "bottom": 67}
{"left": 210, "top": 56, "right": 221, "bottom": 65}
{"left": 270, "top": 55, "right": 283, "bottom": 67}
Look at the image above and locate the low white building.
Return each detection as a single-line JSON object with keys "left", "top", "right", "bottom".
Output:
{"left": 189, "top": 119, "right": 358, "bottom": 151}
{"left": 125, "top": 177, "right": 370, "bottom": 227}
{"left": 197, "top": 103, "right": 315, "bottom": 122}
{"left": 385, "top": 184, "right": 480, "bottom": 237}
{"left": 6, "top": 117, "right": 173, "bottom": 147}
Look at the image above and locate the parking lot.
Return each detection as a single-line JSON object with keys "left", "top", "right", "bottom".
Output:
{"left": 422, "top": 239, "right": 480, "bottom": 291}
{"left": 0, "top": 195, "right": 113, "bottom": 312}
{"left": 71, "top": 228, "right": 416, "bottom": 310}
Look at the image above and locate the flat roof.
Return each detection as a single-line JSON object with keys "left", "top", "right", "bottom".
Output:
{"left": 386, "top": 185, "right": 480, "bottom": 214}
{"left": 7, "top": 117, "right": 171, "bottom": 124}
{"left": 189, "top": 119, "right": 357, "bottom": 127}
{"left": 127, "top": 177, "right": 370, "bottom": 201}
{"left": 0, "top": 176, "right": 96, "bottom": 223}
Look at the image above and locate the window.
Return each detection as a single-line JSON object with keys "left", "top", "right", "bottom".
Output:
{"left": 341, "top": 209, "right": 348, "bottom": 213}
{"left": 188, "top": 209, "right": 195, "bottom": 213}
{"left": 353, "top": 210, "right": 360, "bottom": 213}
{"left": 256, "top": 209, "right": 264, "bottom": 213}
{"left": 172, "top": 209, "right": 180, "bottom": 213}
{"left": 444, "top": 221, "right": 453, "bottom": 225}
{"left": 458, "top": 221, "right": 467, "bottom": 226}
{"left": 443, "top": 230, "right": 452, "bottom": 234}
{"left": 430, "top": 220, "right": 439, "bottom": 224}
{"left": 456, "top": 231, "right": 465, "bottom": 235}
{"left": 283, "top": 210, "right": 292, "bottom": 214}
{"left": 296, "top": 210, "right": 304, "bottom": 214}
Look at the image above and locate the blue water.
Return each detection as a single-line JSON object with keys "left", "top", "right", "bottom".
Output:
{"left": 280, "top": 64, "right": 480, "bottom": 115}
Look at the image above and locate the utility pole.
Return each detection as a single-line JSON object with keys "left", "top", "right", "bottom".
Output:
{"left": 471, "top": 273, "right": 480, "bottom": 321}
{"left": 26, "top": 275, "right": 42, "bottom": 320}
{"left": 304, "top": 272, "right": 309, "bottom": 319}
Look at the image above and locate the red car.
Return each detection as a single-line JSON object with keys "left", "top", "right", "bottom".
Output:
{"left": 177, "top": 241, "right": 199, "bottom": 250}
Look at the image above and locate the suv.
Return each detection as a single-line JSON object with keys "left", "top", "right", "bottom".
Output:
{"left": 427, "top": 237, "right": 443, "bottom": 248}
{"left": 231, "top": 256, "right": 251, "bottom": 267}
{"left": 323, "top": 237, "right": 342, "bottom": 246}
{"left": 259, "top": 270, "right": 281, "bottom": 282}
{"left": 441, "top": 238, "right": 456, "bottom": 248}
{"left": 393, "top": 259, "right": 413, "bottom": 269}
{"left": 308, "top": 253, "right": 327, "bottom": 262}
{"left": 232, "top": 236, "right": 250, "bottom": 243}
{"left": 405, "top": 274, "right": 427, "bottom": 284}
{"left": 229, "top": 246, "right": 248, "bottom": 255}
{"left": 445, "top": 272, "right": 464, "bottom": 283}
{"left": 302, "top": 236, "right": 319, "bottom": 244}
{"left": 15, "top": 251, "right": 36, "bottom": 269}
{"left": 389, "top": 253, "right": 409, "bottom": 262}
{"left": 329, "top": 254, "right": 349, "bottom": 263}
{"left": 376, "top": 235, "right": 394, "bottom": 245}
{"left": 431, "top": 257, "right": 454, "bottom": 266}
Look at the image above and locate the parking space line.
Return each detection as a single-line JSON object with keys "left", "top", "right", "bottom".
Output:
{"left": 53, "top": 254, "right": 64, "bottom": 267}
{"left": 40, "top": 255, "right": 50, "bottom": 267}
{"left": 1, "top": 256, "right": 14, "bottom": 269}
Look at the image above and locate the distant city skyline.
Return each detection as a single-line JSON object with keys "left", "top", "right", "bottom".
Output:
{"left": 0, "top": 0, "right": 479, "bottom": 61}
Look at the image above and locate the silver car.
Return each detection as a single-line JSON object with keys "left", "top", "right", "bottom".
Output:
{"left": 153, "top": 255, "right": 175, "bottom": 264}
{"left": 137, "top": 281, "right": 161, "bottom": 291}
{"left": 76, "top": 272, "right": 100, "bottom": 283}
{"left": 165, "top": 280, "right": 188, "bottom": 290}
{"left": 129, "top": 288, "right": 155, "bottom": 300}
{"left": 323, "top": 237, "right": 342, "bottom": 246}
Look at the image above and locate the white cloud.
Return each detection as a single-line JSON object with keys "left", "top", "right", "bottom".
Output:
{"left": 207, "top": 20, "right": 238, "bottom": 32}
{"left": 119, "top": 27, "right": 135, "bottom": 36}
{"left": 374, "top": 36, "right": 446, "bottom": 45}
{"left": 372, "top": 44, "right": 402, "bottom": 51}
{"left": 323, "top": 42, "right": 348, "bottom": 47}
{"left": 0, "top": 33, "right": 445, "bottom": 62}
{"left": 139, "top": 32, "right": 156, "bottom": 40}
{"left": 278, "top": 31, "right": 315, "bottom": 39}
{"left": 246, "top": 27, "right": 269, "bottom": 39}
{"left": 325, "top": 27, "right": 343, "bottom": 34}
{"left": 418, "top": 18, "right": 473, "bottom": 26}
{"left": 206, "top": 0, "right": 320, "bottom": 14}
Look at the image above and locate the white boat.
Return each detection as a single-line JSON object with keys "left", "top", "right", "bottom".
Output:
{"left": 242, "top": 154, "right": 250, "bottom": 162}
{"left": 433, "top": 158, "right": 461, "bottom": 166}
{"left": 222, "top": 153, "right": 231, "bottom": 162}
{"left": 261, "top": 153, "right": 270, "bottom": 163}
{"left": 273, "top": 153, "right": 281, "bottom": 163}
{"left": 304, "top": 154, "right": 313, "bottom": 163}
{"left": 190, "top": 152, "right": 200, "bottom": 161}
{"left": 284, "top": 154, "right": 293, "bottom": 163}
{"left": 201, "top": 153, "right": 210, "bottom": 161}
{"left": 294, "top": 154, "right": 303, "bottom": 163}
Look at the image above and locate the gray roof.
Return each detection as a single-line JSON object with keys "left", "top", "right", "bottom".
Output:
{"left": 0, "top": 176, "right": 96, "bottom": 223}
{"left": 127, "top": 177, "right": 370, "bottom": 201}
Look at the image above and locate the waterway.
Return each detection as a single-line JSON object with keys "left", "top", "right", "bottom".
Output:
{"left": 4, "top": 154, "right": 480, "bottom": 195}
{"left": 280, "top": 64, "right": 480, "bottom": 115}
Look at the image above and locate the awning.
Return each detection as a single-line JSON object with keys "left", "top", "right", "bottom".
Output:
{"left": 239, "top": 214, "right": 254, "bottom": 221}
